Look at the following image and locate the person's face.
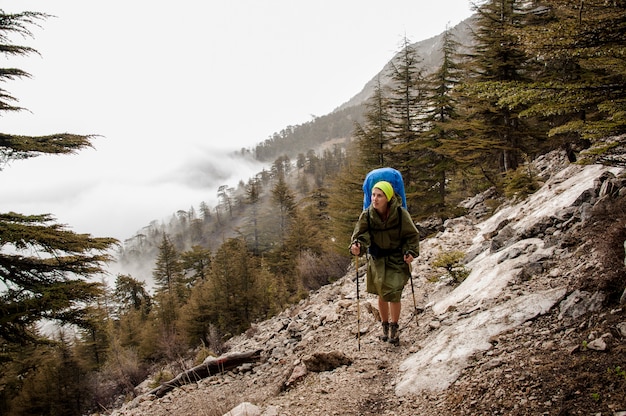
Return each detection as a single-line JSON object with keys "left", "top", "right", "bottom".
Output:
{"left": 371, "top": 187, "right": 389, "bottom": 212}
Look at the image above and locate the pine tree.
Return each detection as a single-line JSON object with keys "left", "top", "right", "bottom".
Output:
{"left": 245, "top": 177, "right": 262, "bottom": 255}
{"left": 500, "top": 0, "right": 626, "bottom": 164}
{"left": 217, "top": 185, "right": 234, "bottom": 219}
{"left": 113, "top": 274, "right": 151, "bottom": 317}
{"left": 385, "top": 36, "right": 430, "bottom": 211}
{"left": 0, "top": 11, "right": 118, "bottom": 414}
{"left": 152, "top": 233, "right": 184, "bottom": 295}
{"left": 0, "top": 11, "right": 117, "bottom": 353}
{"left": 0, "top": 213, "right": 116, "bottom": 344}
{"left": 0, "top": 11, "right": 95, "bottom": 165}
{"left": 411, "top": 26, "right": 464, "bottom": 216}
{"left": 179, "top": 278, "right": 218, "bottom": 347}
{"left": 180, "top": 245, "right": 212, "bottom": 284}
{"left": 152, "top": 233, "right": 185, "bottom": 336}
{"left": 327, "top": 140, "right": 368, "bottom": 254}
{"left": 8, "top": 338, "right": 90, "bottom": 416}
{"left": 271, "top": 174, "right": 296, "bottom": 248}
{"left": 353, "top": 76, "right": 394, "bottom": 167}
{"left": 75, "top": 301, "right": 110, "bottom": 371}
{"left": 209, "top": 238, "right": 259, "bottom": 336}
{"left": 449, "top": 0, "right": 538, "bottom": 188}
{"left": 112, "top": 274, "right": 151, "bottom": 352}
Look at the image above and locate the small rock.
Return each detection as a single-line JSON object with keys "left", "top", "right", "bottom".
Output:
{"left": 285, "top": 363, "right": 308, "bottom": 388}
{"left": 302, "top": 351, "right": 352, "bottom": 372}
{"left": 223, "top": 402, "right": 261, "bottom": 416}
{"left": 428, "top": 320, "right": 441, "bottom": 330}
{"left": 262, "top": 405, "right": 280, "bottom": 416}
{"left": 587, "top": 337, "right": 607, "bottom": 351}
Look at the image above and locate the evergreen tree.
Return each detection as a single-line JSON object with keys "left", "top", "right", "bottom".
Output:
{"left": 152, "top": 233, "right": 184, "bottom": 296}
{"left": 74, "top": 297, "right": 111, "bottom": 372}
{"left": 209, "top": 238, "right": 259, "bottom": 335}
{"left": 271, "top": 174, "right": 296, "bottom": 248}
{"left": 0, "top": 11, "right": 93, "bottom": 166}
{"left": 179, "top": 278, "right": 218, "bottom": 348}
{"left": 152, "top": 234, "right": 184, "bottom": 335}
{"left": 0, "top": 10, "right": 117, "bottom": 353}
{"left": 353, "top": 76, "right": 394, "bottom": 167}
{"left": 499, "top": 0, "right": 626, "bottom": 164}
{"left": 7, "top": 338, "right": 90, "bottom": 416}
{"left": 113, "top": 274, "right": 151, "bottom": 317}
{"left": 0, "top": 212, "right": 116, "bottom": 347}
{"left": 245, "top": 177, "right": 262, "bottom": 255}
{"left": 450, "top": 0, "right": 538, "bottom": 188}
{"left": 418, "top": 26, "right": 465, "bottom": 215}
{"left": 0, "top": 13, "right": 118, "bottom": 413}
{"left": 180, "top": 245, "right": 212, "bottom": 284}
{"left": 327, "top": 141, "right": 368, "bottom": 254}
{"left": 385, "top": 36, "right": 430, "bottom": 211}
{"left": 217, "top": 185, "right": 234, "bottom": 219}
{"left": 112, "top": 274, "right": 151, "bottom": 353}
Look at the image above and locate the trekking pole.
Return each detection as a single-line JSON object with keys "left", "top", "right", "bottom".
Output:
{"left": 407, "top": 253, "right": 419, "bottom": 328}
{"left": 355, "top": 252, "right": 361, "bottom": 352}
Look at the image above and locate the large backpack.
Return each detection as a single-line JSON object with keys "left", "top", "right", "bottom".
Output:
{"left": 362, "top": 167, "right": 407, "bottom": 210}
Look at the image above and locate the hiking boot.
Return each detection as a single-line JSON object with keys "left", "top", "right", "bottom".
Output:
{"left": 380, "top": 321, "right": 389, "bottom": 342}
{"left": 389, "top": 322, "right": 399, "bottom": 345}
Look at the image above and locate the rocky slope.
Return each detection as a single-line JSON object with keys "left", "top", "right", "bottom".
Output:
{"left": 101, "top": 151, "right": 626, "bottom": 416}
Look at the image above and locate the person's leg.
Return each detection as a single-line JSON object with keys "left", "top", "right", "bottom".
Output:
{"left": 378, "top": 297, "right": 390, "bottom": 341}
{"left": 378, "top": 297, "right": 389, "bottom": 322}
{"left": 389, "top": 301, "right": 401, "bottom": 324}
{"left": 389, "top": 301, "right": 402, "bottom": 345}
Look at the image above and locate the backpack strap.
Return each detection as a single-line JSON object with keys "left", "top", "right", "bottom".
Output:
{"left": 367, "top": 206, "right": 404, "bottom": 259}
{"left": 367, "top": 206, "right": 403, "bottom": 234}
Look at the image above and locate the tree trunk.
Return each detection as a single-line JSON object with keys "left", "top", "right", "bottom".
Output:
{"left": 148, "top": 349, "right": 263, "bottom": 398}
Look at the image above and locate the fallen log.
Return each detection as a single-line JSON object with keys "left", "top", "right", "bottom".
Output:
{"left": 148, "top": 349, "right": 263, "bottom": 398}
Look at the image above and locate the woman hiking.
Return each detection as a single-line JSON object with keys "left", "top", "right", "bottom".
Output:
{"left": 349, "top": 180, "right": 419, "bottom": 345}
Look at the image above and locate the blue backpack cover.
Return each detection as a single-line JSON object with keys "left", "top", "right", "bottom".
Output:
{"left": 362, "top": 167, "right": 407, "bottom": 209}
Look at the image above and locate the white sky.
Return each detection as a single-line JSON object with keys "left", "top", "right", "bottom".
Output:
{"left": 1, "top": 1, "right": 476, "bottom": 241}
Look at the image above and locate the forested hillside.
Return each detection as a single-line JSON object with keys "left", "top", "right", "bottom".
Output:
{"left": 114, "top": 15, "right": 478, "bottom": 291}
{"left": 2, "top": 2, "right": 626, "bottom": 415}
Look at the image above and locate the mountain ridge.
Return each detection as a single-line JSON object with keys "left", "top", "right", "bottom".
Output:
{"left": 335, "top": 15, "right": 476, "bottom": 112}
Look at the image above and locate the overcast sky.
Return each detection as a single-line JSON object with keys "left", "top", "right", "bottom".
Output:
{"left": 1, "top": 1, "right": 475, "bottom": 241}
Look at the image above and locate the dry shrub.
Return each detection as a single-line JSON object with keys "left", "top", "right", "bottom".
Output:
{"left": 157, "top": 328, "right": 188, "bottom": 363}
{"left": 206, "top": 323, "right": 226, "bottom": 355}
{"left": 431, "top": 250, "right": 471, "bottom": 284}
{"left": 503, "top": 165, "right": 540, "bottom": 200}
{"left": 87, "top": 347, "right": 148, "bottom": 411}
{"left": 296, "top": 250, "right": 350, "bottom": 291}
{"left": 193, "top": 345, "right": 214, "bottom": 366}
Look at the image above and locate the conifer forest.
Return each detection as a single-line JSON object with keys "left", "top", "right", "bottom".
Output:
{"left": 1, "top": 1, "right": 625, "bottom": 414}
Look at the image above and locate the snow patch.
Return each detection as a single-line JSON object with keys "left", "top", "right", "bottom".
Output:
{"left": 396, "top": 163, "right": 619, "bottom": 396}
{"left": 396, "top": 287, "right": 566, "bottom": 395}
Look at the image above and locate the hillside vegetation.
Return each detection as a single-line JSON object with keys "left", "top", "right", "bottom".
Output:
{"left": 105, "top": 151, "right": 626, "bottom": 416}
{"left": 1, "top": 2, "right": 626, "bottom": 415}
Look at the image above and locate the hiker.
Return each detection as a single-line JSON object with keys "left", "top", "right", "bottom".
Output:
{"left": 349, "top": 180, "right": 419, "bottom": 345}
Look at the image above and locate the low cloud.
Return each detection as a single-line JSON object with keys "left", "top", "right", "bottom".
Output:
{"left": 1, "top": 145, "right": 264, "bottom": 241}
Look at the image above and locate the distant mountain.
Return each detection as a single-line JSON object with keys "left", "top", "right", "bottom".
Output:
{"left": 252, "top": 16, "right": 477, "bottom": 163}
{"left": 250, "top": 16, "right": 477, "bottom": 164}
{"left": 335, "top": 15, "right": 476, "bottom": 112}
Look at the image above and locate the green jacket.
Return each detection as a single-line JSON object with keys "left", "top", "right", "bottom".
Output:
{"left": 350, "top": 196, "right": 419, "bottom": 302}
